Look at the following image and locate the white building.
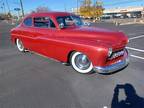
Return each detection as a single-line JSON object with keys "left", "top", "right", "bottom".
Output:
{"left": 72, "top": 6, "right": 144, "bottom": 18}
{"left": 103, "top": 6, "right": 144, "bottom": 18}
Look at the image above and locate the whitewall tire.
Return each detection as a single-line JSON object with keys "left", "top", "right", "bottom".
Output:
{"left": 71, "top": 52, "right": 93, "bottom": 74}
{"left": 16, "top": 39, "right": 25, "bottom": 52}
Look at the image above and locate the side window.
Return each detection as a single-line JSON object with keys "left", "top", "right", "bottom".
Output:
{"left": 23, "top": 18, "right": 32, "bottom": 26}
{"left": 57, "top": 16, "right": 74, "bottom": 27}
{"left": 34, "top": 17, "right": 56, "bottom": 28}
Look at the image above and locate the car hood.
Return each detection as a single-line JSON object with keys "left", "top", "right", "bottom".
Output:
{"left": 56, "top": 26, "right": 128, "bottom": 50}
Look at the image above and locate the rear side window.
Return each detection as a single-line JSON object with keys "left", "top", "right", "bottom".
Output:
{"left": 34, "top": 17, "right": 56, "bottom": 28}
{"left": 23, "top": 18, "right": 32, "bottom": 26}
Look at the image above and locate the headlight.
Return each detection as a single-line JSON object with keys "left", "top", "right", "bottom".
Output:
{"left": 108, "top": 48, "right": 113, "bottom": 57}
{"left": 127, "top": 39, "right": 130, "bottom": 43}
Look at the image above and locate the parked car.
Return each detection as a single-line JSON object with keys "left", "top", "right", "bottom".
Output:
{"left": 11, "top": 12, "right": 129, "bottom": 74}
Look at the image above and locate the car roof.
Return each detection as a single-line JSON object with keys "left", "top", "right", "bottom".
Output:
{"left": 26, "top": 12, "right": 74, "bottom": 18}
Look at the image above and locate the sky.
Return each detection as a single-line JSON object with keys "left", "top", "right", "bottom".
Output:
{"left": 0, "top": 0, "right": 144, "bottom": 14}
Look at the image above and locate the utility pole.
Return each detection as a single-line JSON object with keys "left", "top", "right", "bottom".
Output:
{"left": 1, "top": 6, "right": 3, "bottom": 13}
{"left": 2, "top": 2, "right": 6, "bottom": 15}
{"left": 77, "top": 0, "right": 79, "bottom": 15}
{"left": 19, "top": 0, "right": 24, "bottom": 17}
{"left": 64, "top": 3, "right": 67, "bottom": 12}
{"left": 6, "top": 0, "right": 10, "bottom": 13}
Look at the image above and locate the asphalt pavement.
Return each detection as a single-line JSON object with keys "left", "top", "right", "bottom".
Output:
{"left": 0, "top": 21, "right": 144, "bottom": 108}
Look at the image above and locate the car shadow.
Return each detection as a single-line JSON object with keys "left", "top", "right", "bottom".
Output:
{"left": 111, "top": 83, "right": 144, "bottom": 108}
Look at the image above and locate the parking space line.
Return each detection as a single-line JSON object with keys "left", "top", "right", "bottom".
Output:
{"left": 126, "top": 47, "right": 144, "bottom": 53}
{"left": 129, "top": 35, "right": 144, "bottom": 40}
{"left": 130, "top": 54, "right": 144, "bottom": 60}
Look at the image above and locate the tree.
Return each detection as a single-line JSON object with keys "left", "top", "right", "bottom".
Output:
{"left": 91, "top": 1, "right": 104, "bottom": 19}
{"left": 31, "top": 6, "right": 49, "bottom": 13}
{"left": 79, "top": 0, "right": 104, "bottom": 19}
{"left": 7, "top": 12, "right": 12, "bottom": 18}
{"left": 0, "top": 12, "right": 12, "bottom": 20}
{"left": 80, "top": 0, "right": 92, "bottom": 17}
{"left": 36, "top": 6, "right": 49, "bottom": 12}
{"left": 82, "top": 0, "right": 92, "bottom": 7}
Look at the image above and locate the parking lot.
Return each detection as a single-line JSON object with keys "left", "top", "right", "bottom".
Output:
{"left": 0, "top": 21, "right": 144, "bottom": 108}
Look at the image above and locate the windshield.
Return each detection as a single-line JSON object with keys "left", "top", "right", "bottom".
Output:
{"left": 56, "top": 15, "right": 84, "bottom": 27}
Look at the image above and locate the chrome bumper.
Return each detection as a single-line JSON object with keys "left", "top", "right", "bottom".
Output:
{"left": 93, "top": 57, "right": 129, "bottom": 73}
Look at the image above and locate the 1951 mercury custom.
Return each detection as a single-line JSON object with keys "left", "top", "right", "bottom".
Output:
{"left": 11, "top": 12, "right": 129, "bottom": 74}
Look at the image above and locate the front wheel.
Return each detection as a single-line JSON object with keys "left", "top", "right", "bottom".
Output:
{"left": 70, "top": 52, "right": 93, "bottom": 74}
{"left": 16, "top": 39, "right": 25, "bottom": 52}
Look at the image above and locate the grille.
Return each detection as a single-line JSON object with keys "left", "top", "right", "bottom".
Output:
{"left": 108, "top": 49, "right": 125, "bottom": 60}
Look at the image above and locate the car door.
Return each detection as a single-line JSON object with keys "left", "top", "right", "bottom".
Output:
{"left": 31, "top": 16, "right": 57, "bottom": 58}
{"left": 20, "top": 17, "right": 36, "bottom": 50}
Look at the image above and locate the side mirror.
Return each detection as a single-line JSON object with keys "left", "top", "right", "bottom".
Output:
{"left": 59, "top": 23, "right": 64, "bottom": 29}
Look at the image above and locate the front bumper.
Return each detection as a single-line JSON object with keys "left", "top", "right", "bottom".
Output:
{"left": 93, "top": 54, "right": 129, "bottom": 74}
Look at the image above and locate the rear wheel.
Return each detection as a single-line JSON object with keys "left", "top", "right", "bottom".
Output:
{"left": 16, "top": 39, "right": 25, "bottom": 52}
{"left": 70, "top": 52, "right": 93, "bottom": 74}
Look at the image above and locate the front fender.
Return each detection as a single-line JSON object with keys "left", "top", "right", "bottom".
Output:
{"left": 53, "top": 39, "right": 108, "bottom": 66}
{"left": 72, "top": 44, "right": 108, "bottom": 66}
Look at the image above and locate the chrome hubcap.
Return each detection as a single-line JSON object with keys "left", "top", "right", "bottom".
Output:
{"left": 75, "top": 54, "right": 91, "bottom": 70}
{"left": 17, "top": 39, "right": 24, "bottom": 50}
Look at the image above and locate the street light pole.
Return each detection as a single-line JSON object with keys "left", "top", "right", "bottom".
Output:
{"left": 19, "top": 0, "right": 24, "bottom": 17}
{"left": 77, "top": 0, "right": 79, "bottom": 15}
{"left": 2, "top": 2, "right": 6, "bottom": 15}
{"left": 64, "top": 3, "right": 67, "bottom": 12}
{"left": 6, "top": 0, "right": 10, "bottom": 13}
{"left": 1, "top": 6, "right": 3, "bottom": 14}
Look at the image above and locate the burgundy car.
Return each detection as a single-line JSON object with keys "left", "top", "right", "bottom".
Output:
{"left": 11, "top": 12, "right": 129, "bottom": 74}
